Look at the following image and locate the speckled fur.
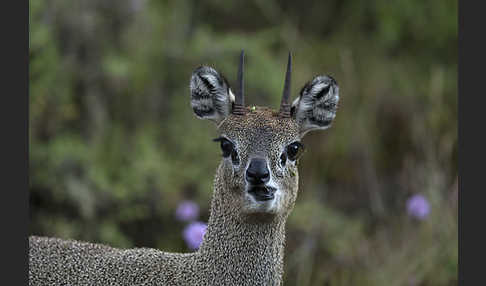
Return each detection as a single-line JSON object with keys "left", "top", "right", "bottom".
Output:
{"left": 29, "top": 63, "right": 339, "bottom": 286}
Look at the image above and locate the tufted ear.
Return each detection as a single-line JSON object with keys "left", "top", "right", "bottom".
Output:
{"left": 291, "top": 75, "right": 340, "bottom": 137}
{"left": 190, "top": 66, "right": 235, "bottom": 124}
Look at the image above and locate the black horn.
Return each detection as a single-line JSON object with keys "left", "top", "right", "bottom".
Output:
{"left": 233, "top": 50, "right": 247, "bottom": 115}
{"left": 279, "top": 52, "right": 292, "bottom": 118}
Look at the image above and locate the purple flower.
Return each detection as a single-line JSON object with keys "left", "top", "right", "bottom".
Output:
{"left": 183, "top": 221, "right": 207, "bottom": 250}
{"left": 406, "top": 194, "right": 430, "bottom": 220}
{"left": 175, "top": 200, "right": 200, "bottom": 222}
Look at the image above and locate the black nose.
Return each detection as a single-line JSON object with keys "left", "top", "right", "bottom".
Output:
{"left": 246, "top": 158, "right": 270, "bottom": 185}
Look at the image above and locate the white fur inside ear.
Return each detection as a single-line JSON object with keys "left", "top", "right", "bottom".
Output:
{"left": 200, "top": 73, "right": 219, "bottom": 87}
{"left": 228, "top": 89, "right": 235, "bottom": 103}
{"left": 190, "top": 66, "right": 233, "bottom": 123}
{"left": 292, "top": 75, "right": 339, "bottom": 136}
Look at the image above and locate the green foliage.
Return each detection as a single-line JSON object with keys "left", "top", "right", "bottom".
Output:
{"left": 29, "top": 0, "right": 457, "bottom": 285}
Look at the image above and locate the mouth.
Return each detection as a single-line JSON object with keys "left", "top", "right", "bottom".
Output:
{"left": 248, "top": 186, "right": 277, "bottom": 201}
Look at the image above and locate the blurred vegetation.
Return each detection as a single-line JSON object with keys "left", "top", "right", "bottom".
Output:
{"left": 29, "top": 0, "right": 457, "bottom": 285}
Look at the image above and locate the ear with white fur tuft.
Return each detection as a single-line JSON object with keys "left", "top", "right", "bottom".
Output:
{"left": 291, "top": 75, "right": 339, "bottom": 136}
{"left": 190, "top": 66, "right": 235, "bottom": 123}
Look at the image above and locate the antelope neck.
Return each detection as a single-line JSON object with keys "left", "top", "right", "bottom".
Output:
{"left": 196, "top": 184, "right": 287, "bottom": 285}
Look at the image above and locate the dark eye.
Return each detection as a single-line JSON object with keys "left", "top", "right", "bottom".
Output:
{"left": 213, "top": 137, "right": 235, "bottom": 158}
{"left": 286, "top": 142, "right": 304, "bottom": 161}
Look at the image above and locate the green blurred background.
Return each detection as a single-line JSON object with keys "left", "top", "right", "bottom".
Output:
{"left": 29, "top": 0, "right": 457, "bottom": 285}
